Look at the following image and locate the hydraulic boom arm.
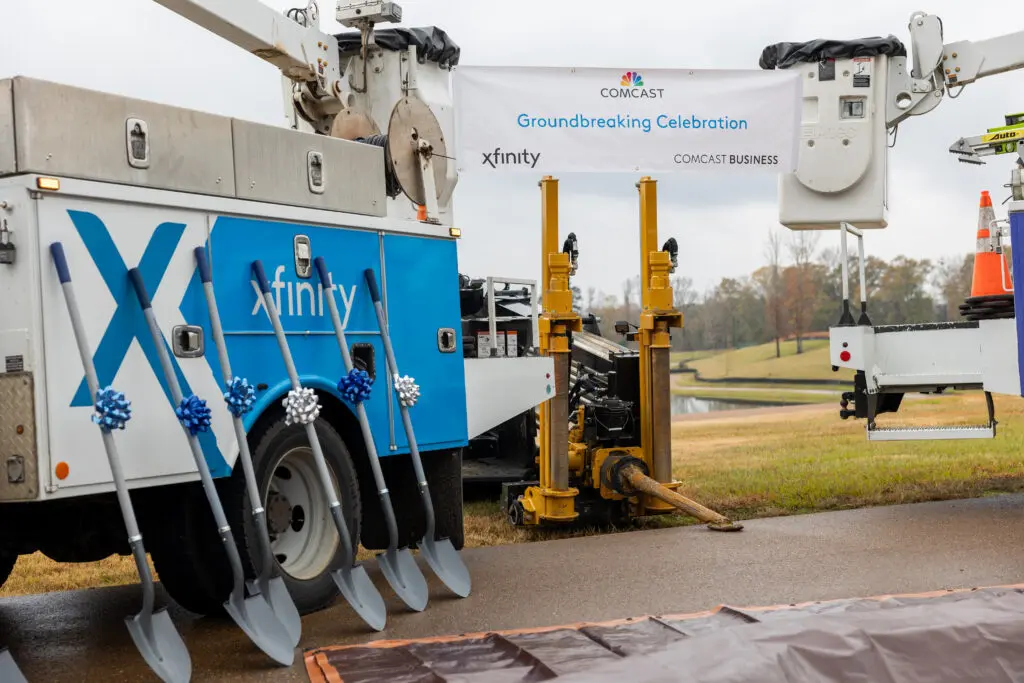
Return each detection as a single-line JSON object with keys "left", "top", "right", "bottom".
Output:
{"left": 152, "top": 0, "right": 337, "bottom": 85}
{"left": 888, "top": 13, "right": 1024, "bottom": 128}
{"left": 151, "top": 0, "right": 343, "bottom": 131}
{"left": 150, "top": 0, "right": 402, "bottom": 133}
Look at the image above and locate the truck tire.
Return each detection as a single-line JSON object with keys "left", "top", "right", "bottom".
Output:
{"left": 0, "top": 550, "right": 16, "bottom": 589}
{"left": 235, "top": 417, "right": 362, "bottom": 615}
{"left": 428, "top": 449, "right": 466, "bottom": 550}
{"left": 148, "top": 416, "right": 361, "bottom": 617}
{"left": 361, "top": 448, "right": 465, "bottom": 551}
{"left": 146, "top": 482, "right": 233, "bottom": 616}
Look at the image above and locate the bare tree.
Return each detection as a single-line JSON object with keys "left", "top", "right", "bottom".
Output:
{"left": 787, "top": 231, "right": 821, "bottom": 354}
{"left": 622, "top": 276, "right": 638, "bottom": 323}
{"left": 760, "top": 229, "right": 786, "bottom": 358}
{"left": 932, "top": 253, "right": 974, "bottom": 321}
{"left": 671, "top": 275, "right": 697, "bottom": 308}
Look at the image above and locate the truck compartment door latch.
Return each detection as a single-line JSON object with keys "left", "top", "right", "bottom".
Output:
{"left": 294, "top": 235, "right": 312, "bottom": 278}
{"left": 0, "top": 218, "right": 14, "bottom": 265}
{"left": 172, "top": 325, "right": 204, "bottom": 358}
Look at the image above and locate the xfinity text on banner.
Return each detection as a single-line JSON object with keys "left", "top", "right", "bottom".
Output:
{"left": 452, "top": 66, "right": 802, "bottom": 174}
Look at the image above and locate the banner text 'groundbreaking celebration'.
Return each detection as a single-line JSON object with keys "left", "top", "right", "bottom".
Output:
{"left": 453, "top": 66, "right": 802, "bottom": 174}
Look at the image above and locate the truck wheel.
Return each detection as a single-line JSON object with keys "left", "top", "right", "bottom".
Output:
{"left": 0, "top": 551, "right": 15, "bottom": 589}
{"left": 146, "top": 481, "right": 234, "bottom": 616}
{"left": 428, "top": 449, "right": 465, "bottom": 550}
{"left": 148, "top": 416, "right": 361, "bottom": 617}
{"left": 237, "top": 417, "right": 362, "bottom": 615}
{"left": 365, "top": 448, "right": 464, "bottom": 551}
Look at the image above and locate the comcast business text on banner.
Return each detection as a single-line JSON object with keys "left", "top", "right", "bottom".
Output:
{"left": 452, "top": 66, "right": 802, "bottom": 174}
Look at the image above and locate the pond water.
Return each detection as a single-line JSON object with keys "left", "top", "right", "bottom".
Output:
{"left": 671, "top": 395, "right": 778, "bottom": 415}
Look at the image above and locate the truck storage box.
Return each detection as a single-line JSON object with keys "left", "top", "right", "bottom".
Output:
{"left": 0, "top": 76, "right": 236, "bottom": 197}
{"left": 231, "top": 118, "right": 386, "bottom": 217}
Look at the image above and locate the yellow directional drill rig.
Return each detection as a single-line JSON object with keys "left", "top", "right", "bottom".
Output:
{"left": 506, "top": 176, "right": 742, "bottom": 531}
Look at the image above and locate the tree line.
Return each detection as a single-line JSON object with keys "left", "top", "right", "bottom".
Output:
{"left": 576, "top": 230, "right": 978, "bottom": 355}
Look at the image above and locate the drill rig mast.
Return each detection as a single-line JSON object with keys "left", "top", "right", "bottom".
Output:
{"left": 508, "top": 177, "right": 741, "bottom": 531}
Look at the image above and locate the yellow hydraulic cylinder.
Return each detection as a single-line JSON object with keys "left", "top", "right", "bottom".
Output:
{"left": 521, "top": 176, "right": 581, "bottom": 524}
{"left": 636, "top": 177, "right": 684, "bottom": 514}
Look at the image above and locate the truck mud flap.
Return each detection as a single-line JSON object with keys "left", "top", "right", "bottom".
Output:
{"left": 304, "top": 584, "right": 1024, "bottom": 682}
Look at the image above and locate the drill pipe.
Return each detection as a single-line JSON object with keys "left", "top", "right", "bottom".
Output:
{"left": 620, "top": 464, "right": 743, "bottom": 531}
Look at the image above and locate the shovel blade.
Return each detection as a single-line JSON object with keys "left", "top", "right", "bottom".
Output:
{"left": 225, "top": 593, "right": 296, "bottom": 667}
{"left": 378, "top": 548, "right": 429, "bottom": 612}
{"left": 125, "top": 608, "right": 192, "bottom": 683}
{"left": 0, "top": 648, "right": 28, "bottom": 683}
{"left": 332, "top": 565, "right": 387, "bottom": 631}
{"left": 264, "top": 576, "right": 302, "bottom": 648}
{"left": 420, "top": 537, "right": 471, "bottom": 598}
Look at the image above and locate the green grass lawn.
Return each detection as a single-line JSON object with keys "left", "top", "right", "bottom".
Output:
{"left": 671, "top": 338, "right": 850, "bottom": 404}
{"left": 670, "top": 392, "right": 1024, "bottom": 518}
{"left": 670, "top": 349, "right": 717, "bottom": 364}
{"left": 5, "top": 393, "right": 1022, "bottom": 598}
{"left": 672, "top": 386, "right": 842, "bottom": 404}
{"left": 683, "top": 339, "right": 854, "bottom": 382}
{"left": 460, "top": 392, "right": 1024, "bottom": 546}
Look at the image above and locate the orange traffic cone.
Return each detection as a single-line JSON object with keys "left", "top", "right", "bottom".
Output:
{"left": 416, "top": 204, "right": 427, "bottom": 221}
{"left": 960, "top": 190, "right": 1014, "bottom": 321}
{"left": 970, "top": 190, "right": 1013, "bottom": 297}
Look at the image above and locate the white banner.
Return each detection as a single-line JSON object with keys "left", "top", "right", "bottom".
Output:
{"left": 452, "top": 66, "right": 802, "bottom": 174}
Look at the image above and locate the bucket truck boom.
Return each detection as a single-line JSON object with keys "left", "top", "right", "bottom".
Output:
{"left": 152, "top": 0, "right": 348, "bottom": 133}
{"left": 761, "top": 13, "right": 1024, "bottom": 440}
{"left": 763, "top": 13, "right": 1024, "bottom": 232}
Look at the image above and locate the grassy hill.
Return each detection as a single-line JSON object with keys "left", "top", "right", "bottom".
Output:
{"left": 682, "top": 339, "right": 854, "bottom": 382}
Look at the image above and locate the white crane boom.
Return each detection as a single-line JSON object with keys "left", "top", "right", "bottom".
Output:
{"left": 149, "top": 0, "right": 404, "bottom": 134}
{"left": 889, "top": 14, "right": 1024, "bottom": 128}
{"left": 152, "top": 0, "right": 339, "bottom": 86}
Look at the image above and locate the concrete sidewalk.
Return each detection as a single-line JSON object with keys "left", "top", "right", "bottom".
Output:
{"left": 3, "top": 494, "right": 1024, "bottom": 681}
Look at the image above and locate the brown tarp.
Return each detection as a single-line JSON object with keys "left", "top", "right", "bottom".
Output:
{"left": 304, "top": 585, "right": 1024, "bottom": 682}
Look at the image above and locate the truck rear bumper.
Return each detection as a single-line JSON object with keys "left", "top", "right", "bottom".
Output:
{"left": 829, "top": 318, "right": 1020, "bottom": 396}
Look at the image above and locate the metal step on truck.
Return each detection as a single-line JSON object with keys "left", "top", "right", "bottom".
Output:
{"left": 0, "top": 1, "right": 555, "bottom": 675}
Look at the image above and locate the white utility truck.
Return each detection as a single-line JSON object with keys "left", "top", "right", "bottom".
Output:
{"left": 759, "top": 14, "right": 1024, "bottom": 439}
{"left": 0, "top": 1, "right": 553, "bottom": 677}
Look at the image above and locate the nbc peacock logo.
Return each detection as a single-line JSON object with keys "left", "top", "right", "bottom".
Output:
{"left": 601, "top": 71, "right": 663, "bottom": 99}
{"left": 621, "top": 71, "right": 643, "bottom": 87}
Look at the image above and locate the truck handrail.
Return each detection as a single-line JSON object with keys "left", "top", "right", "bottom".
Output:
{"left": 485, "top": 277, "right": 539, "bottom": 357}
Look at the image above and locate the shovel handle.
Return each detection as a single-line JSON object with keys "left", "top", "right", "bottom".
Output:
{"left": 252, "top": 261, "right": 271, "bottom": 294}
{"left": 314, "top": 256, "right": 331, "bottom": 287}
{"left": 194, "top": 246, "right": 212, "bottom": 284}
{"left": 363, "top": 268, "right": 381, "bottom": 304}
{"left": 128, "top": 269, "right": 152, "bottom": 310}
{"left": 50, "top": 243, "right": 72, "bottom": 284}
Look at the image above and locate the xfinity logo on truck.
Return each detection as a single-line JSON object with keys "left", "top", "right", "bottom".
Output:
{"left": 600, "top": 72, "right": 665, "bottom": 99}
{"left": 251, "top": 264, "right": 356, "bottom": 326}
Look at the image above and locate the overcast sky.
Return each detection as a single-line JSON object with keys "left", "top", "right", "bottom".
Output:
{"left": 5, "top": 0, "right": 1023, "bottom": 301}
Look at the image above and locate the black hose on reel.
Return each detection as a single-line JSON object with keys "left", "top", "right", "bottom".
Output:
{"left": 354, "top": 134, "right": 402, "bottom": 198}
